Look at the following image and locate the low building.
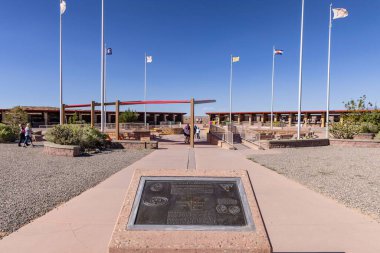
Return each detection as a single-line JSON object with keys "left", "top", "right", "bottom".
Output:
{"left": 0, "top": 106, "right": 186, "bottom": 127}
{"left": 206, "top": 110, "right": 361, "bottom": 127}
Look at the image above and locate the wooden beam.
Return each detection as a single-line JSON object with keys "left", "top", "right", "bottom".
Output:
{"left": 115, "top": 100, "right": 120, "bottom": 140}
{"left": 60, "top": 104, "right": 65, "bottom": 124}
{"left": 190, "top": 98, "right": 195, "bottom": 148}
{"left": 91, "top": 101, "right": 95, "bottom": 128}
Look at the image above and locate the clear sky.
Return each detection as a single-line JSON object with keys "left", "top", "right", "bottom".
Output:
{"left": 0, "top": 0, "right": 379, "bottom": 115}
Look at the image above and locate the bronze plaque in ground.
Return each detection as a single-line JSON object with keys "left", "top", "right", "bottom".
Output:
{"left": 127, "top": 177, "right": 254, "bottom": 230}
{"left": 109, "top": 169, "right": 272, "bottom": 253}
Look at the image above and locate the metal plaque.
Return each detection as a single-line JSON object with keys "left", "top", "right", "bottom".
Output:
{"left": 127, "top": 177, "right": 255, "bottom": 231}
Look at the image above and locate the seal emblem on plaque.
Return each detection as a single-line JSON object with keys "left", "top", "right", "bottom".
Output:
{"left": 219, "top": 183, "right": 234, "bottom": 192}
{"left": 228, "top": 205, "right": 241, "bottom": 215}
{"left": 143, "top": 196, "right": 169, "bottom": 207}
{"left": 150, "top": 183, "right": 164, "bottom": 192}
{"left": 216, "top": 204, "right": 228, "bottom": 214}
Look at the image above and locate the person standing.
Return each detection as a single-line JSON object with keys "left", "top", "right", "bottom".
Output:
{"left": 196, "top": 126, "right": 200, "bottom": 139}
{"left": 18, "top": 124, "right": 25, "bottom": 147}
{"left": 23, "top": 123, "right": 34, "bottom": 147}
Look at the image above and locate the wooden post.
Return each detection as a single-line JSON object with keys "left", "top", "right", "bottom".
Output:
{"left": 115, "top": 100, "right": 120, "bottom": 140}
{"left": 321, "top": 112, "right": 326, "bottom": 128}
{"left": 60, "top": 104, "right": 65, "bottom": 124}
{"left": 91, "top": 101, "right": 95, "bottom": 128}
{"left": 190, "top": 98, "right": 195, "bottom": 148}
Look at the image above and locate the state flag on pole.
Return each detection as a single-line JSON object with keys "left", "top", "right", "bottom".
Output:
{"left": 333, "top": 8, "right": 348, "bottom": 19}
{"left": 232, "top": 56, "right": 240, "bottom": 63}
{"left": 106, "top": 48, "right": 112, "bottom": 55}
{"left": 146, "top": 56, "right": 153, "bottom": 63}
{"left": 274, "top": 49, "right": 284, "bottom": 55}
{"left": 60, "top": 0, "right": 66, "bottom": 15}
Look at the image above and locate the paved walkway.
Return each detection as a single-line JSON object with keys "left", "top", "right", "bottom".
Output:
{"left": 1, "top": 136, "right": 379, "bottom": 253}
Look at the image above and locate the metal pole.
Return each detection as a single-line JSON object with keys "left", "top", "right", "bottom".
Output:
{"left": 104, "top": 43, "right": 107, "bottom": 125}
{"left": 297, "top": 0, "right": 305, "bottom": 139}
{"left": 144, "top": 52, "right": 147, "bottom": 126}
{"left": 229, "top": 54, "right": 234, "bottom": 148}
{"left": 271, "top": 46, "right": 275, "bottom": 130}
{"left": 59, "top": 0, "right": 63, "bottom": 125}
{"left": 100, "top": 0, "right": 105, "bottom": 132}
{"left": 326, "top": 3, "right": 333, "bottom": 139}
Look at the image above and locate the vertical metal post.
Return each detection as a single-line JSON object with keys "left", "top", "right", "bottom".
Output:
{"left": 297, "top": 0, "right": 305, "bottom": 139}
{"left": 100, "top": 0, "right": 105, "bottom": 132}
{"left": 326, "top": 3, "right": 333, "bottom": 139}
{"left": 271, "top": 46, "right": 275, "bottom": 130}
{"left": 144, "top": 52, "right": 147, "bottom": 126}
{"left": 104, "top": 43, "right": 107, "bottom": 126}
{"left": 190, "top": 98, "right": 195, "bottom": 148}
{"left": 59, "top": 0, "right": 63, "bottom": 125}
{"left": 229, "top": 55, "right": 234, "bottom": 148}
{"left": 115, "top": 100, "right": 120, "bottom": 140}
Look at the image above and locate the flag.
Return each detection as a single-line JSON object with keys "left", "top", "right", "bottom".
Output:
{"left": 106, "top": 48, "right": 112, "bottom": 55}
{"left": 232, "top": 56, "right": 240, "bottom": 63}
{"left": 274, "top": 49, "right": 284, "bottom": 55}
{"left": 146, "top": 55, "right": 153, "bottom": 63}
{"left": 60, "top": 0, "right": 66, "bottom": 15}
{"left": 333, "top": 8, "right": 348, "bottom": 19}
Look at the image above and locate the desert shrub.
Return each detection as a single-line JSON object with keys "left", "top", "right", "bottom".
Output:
{"left": 45, "top": 125, "right": 106, "bottom": 149}
{"left": 0, "top": 124, "right": 17, "bottom": 143}
{"left": 119, "top": 109, "right": 138, "bottom": 123}
{"left": 330, "top": 122, "right": 361, "bottom": 139}
{"left": 3, "top": 106, "right": 28, "bottom": 128}
{"left": 359, "top": 122, "right": 379, "bottom": 134}
{"left": 79, "top": 127, "right": 107, "bottom": 149}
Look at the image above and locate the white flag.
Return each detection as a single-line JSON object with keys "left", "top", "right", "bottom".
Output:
{"left": 146, "top": 56, "right": 153, "bottom": 63}
{"left": 332, "top": 8, "right": 348, "bottom": 20}
{"left": 60, "top": 0, "right": 66, "bottom": 15}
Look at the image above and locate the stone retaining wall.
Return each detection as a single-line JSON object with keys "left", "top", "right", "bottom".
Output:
{"left": 111, "top": 140, "right": 158, "bottom": 149}
{"left": 43, "top": 142, "right": 81, "bottom": 157}
{"left": 263, "top": 139, "right": 330, "bottom": 149}
{"left": 330, "top": 139, "right": 380, "bottom": 148}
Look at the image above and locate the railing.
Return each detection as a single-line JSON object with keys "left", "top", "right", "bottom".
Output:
{"left": 209, "top": 124, "right": 237, "bottom": 145}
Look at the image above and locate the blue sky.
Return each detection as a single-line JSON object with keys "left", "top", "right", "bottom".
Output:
{"left": 0, "top": 0, "right": 379, "bottom": 115}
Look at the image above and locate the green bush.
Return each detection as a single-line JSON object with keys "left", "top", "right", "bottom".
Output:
{"left": 0, "top": 123, "right": 17, "bottom": 143}
{"left": 45, "top": 125, "right": 106, "bottom": 149}
{"left": 359, "top": 122, "right": 379, "bottom": 133}
{"left": 375, "top": 132, "right": 380, "bottom": 140}
{"left": 330, "top": 122, "right": 361, "bottom": 139}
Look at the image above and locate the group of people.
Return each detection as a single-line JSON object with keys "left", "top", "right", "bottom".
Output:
{"left": 18, "top": 123, "right": 34, "bottom": 147}
{"left": 183, "top": 124, "right": 201, "bottom": 144}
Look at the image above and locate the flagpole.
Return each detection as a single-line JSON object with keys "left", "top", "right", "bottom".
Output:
{"left": 229, "top": 54, "right": 234, "bottom": 148}
{"left": 104, "top": 43, "right": 107, "bottom": 125}
{"left": 100, "top": 0, "right": 105, "bottom": 132}
{"left": 297, "top": 0, "right": 305, "bottom": 139}
{"left": 271, "top": 46, "right": 275, "bottom": 130}
{"left": 326, "top": 3, "right": 333, "bottom": 138}
{"left": 59, "top": 0, "right": 63, "bottom": 125}
{"left": 144, "top": 52, "right": 147, "bottom": 127}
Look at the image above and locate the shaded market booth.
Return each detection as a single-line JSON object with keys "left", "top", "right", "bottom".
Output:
{"left": 61, "top": 99, "right": 216, "bottom": 147}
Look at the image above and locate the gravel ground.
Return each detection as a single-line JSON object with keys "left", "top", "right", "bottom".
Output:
{"left": 0, "top": 143, "right": 152, "bottom": 237}
{"left": 248, "top": 146, "right": 380, "bottom": 221}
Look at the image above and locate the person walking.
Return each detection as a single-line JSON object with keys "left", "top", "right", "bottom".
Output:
{"left": 183, "top": 124, "right": 190, "bottom": 144}
{"left": 23, "top": 123, "right": 34, "bottom": 147}
{"left": 195, "top": 125, "right": 200, "bottom": 139}
{"left": 18, "top": 124, "right": 25, "bottom": 147}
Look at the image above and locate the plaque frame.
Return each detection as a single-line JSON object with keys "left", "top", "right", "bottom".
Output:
{"left": 127, "top": 176, "right": 255, "bottom": 231}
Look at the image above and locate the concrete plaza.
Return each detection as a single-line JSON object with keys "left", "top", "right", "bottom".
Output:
{"left": 0, "top": 136, "right": 379, "bottom": 253}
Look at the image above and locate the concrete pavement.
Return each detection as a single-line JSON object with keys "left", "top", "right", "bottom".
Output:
{"left": 0, "top": 136, "right": 379, "bottom": 253}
